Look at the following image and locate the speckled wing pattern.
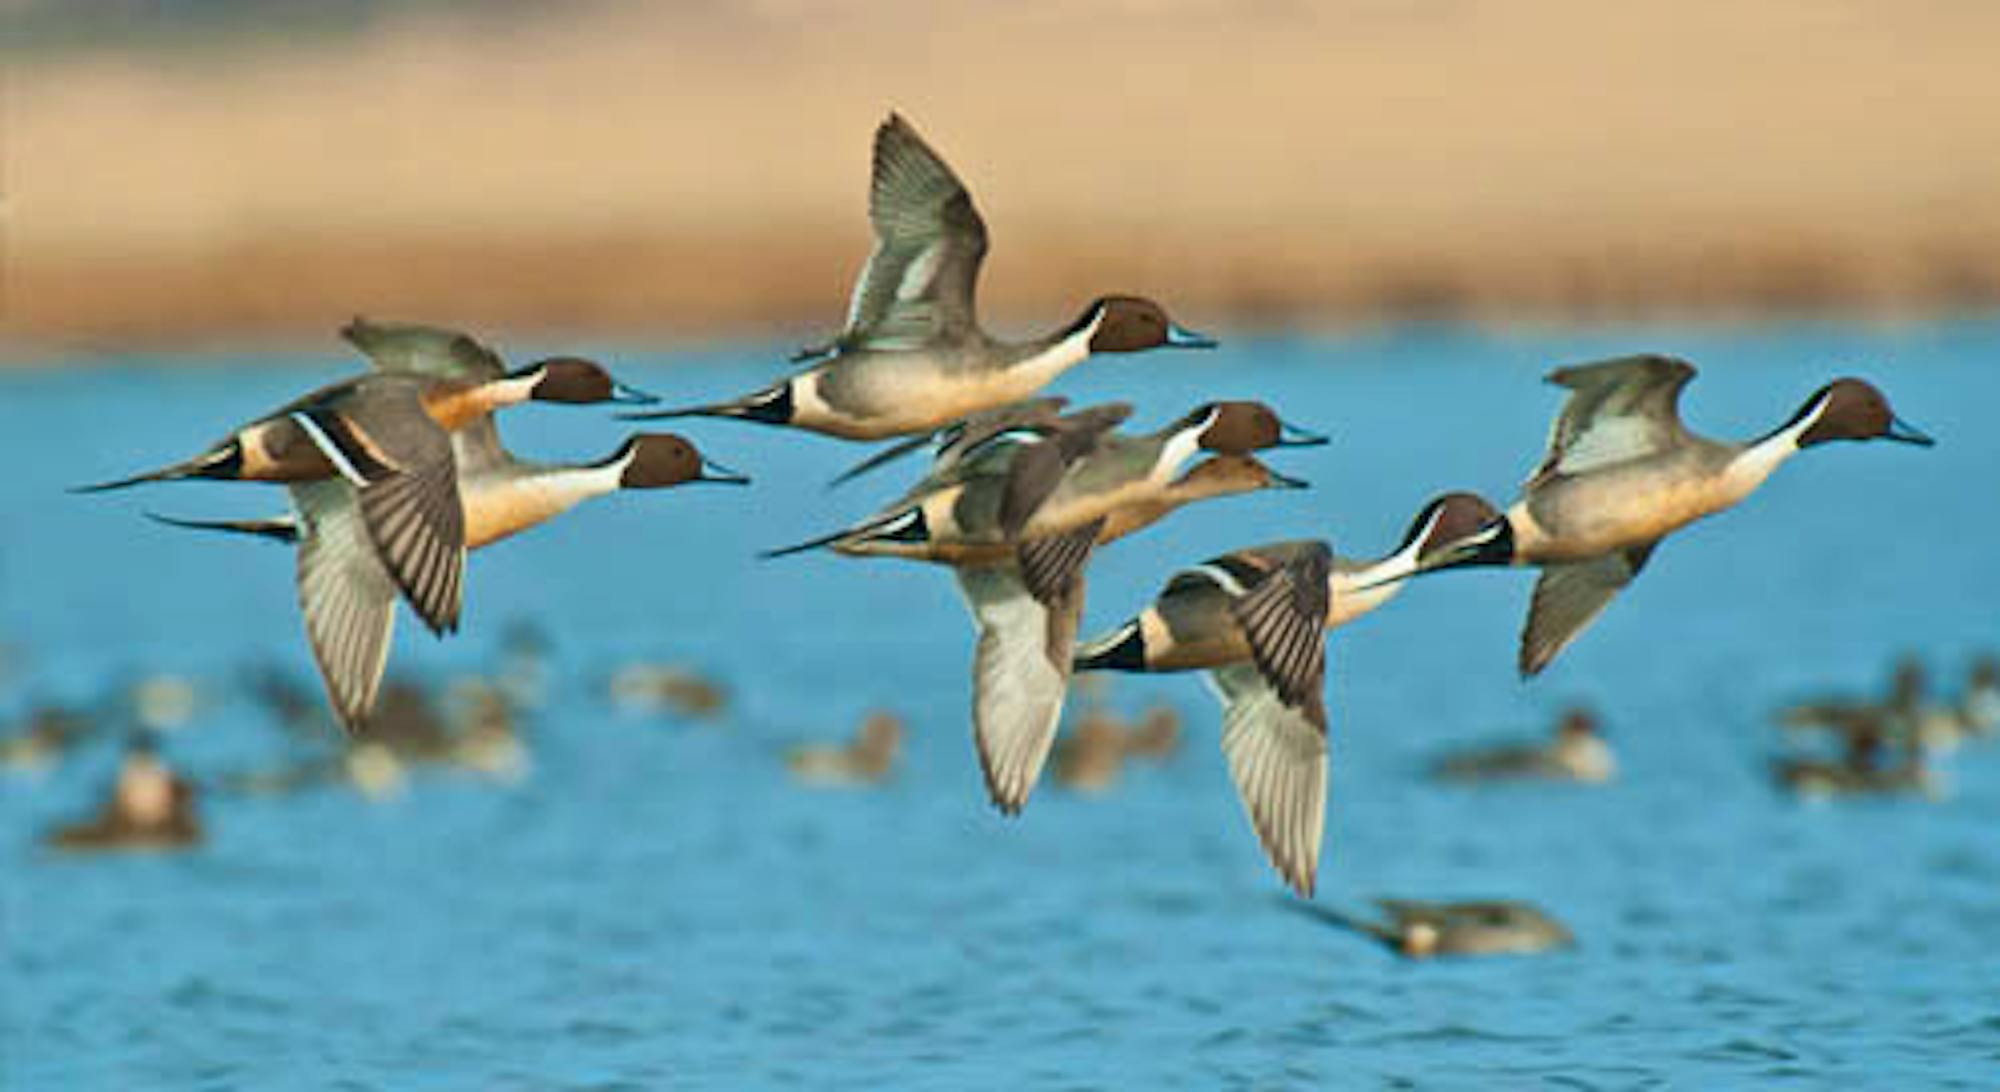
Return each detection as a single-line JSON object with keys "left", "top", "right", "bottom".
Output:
{"left": 837, "top": 114, "right": 990, "bottom": 353}
{"left": 1530, "top": 355, "right": 1697, "bottom": 485}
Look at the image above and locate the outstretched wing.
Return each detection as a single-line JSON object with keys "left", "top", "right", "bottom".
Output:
{"left": 956, "top": 527, "right": 1096, "bottom": 816}
{"left": 341, "top": 317, "right": 507, "bottom": 381}
{"left": 1518, "top": 541, "right": 1658, "bottom": 677}
{"left": 834, "top": 114, "right": 990, "bottom": 353}
{"left": 1529, "top": 355, "right": 1697, "bottom": 485}
{"left": 341, "top": 317, "right": 509, "bottom": 471}
{"left": 291, "top": 480, "right": 398, "bottom": 734}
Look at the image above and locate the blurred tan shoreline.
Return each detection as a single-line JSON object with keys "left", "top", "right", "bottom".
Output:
{"left": 9, "top": 2, "right": 2000, "bottom": 360}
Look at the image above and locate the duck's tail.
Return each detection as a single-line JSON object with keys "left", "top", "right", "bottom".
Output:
{"left": 759, "top": 506, "right": 928, "bottom": 560}
{"left": 1073, "top": 619, "right": 1147, "bottom": 673}
{"left": 71, "top": 442, "right": 243, "bottom": 494}
{"left": 146, "top": 511, "right": 300, "bottom": 545}
{"left": 827, "top": 432, "right": 938, "bottom": 489}
{"left": 619, "top": 380, "right": 794, "bottom": 427}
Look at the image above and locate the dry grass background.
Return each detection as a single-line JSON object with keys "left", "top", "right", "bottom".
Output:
{"left": 9, "top": 1, "right": 2000, "bottom": 356}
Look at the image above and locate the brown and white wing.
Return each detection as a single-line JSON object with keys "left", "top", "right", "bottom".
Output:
{"left": 1530, "top": 355, "right": 1697, "bottom": 485}
{"left": 993, "top": 405, "right": 1132, "bottom": 540}
{"left": 292, "top": 383, "right": 468, "bottom": 635}
{"left": 839, "top": 114, "right": 989, "bottom": 352}
{"left": 1518, "top": 542, "right": 1658, "bottom": 677}
{"left": 291, "top": 480, "right": 397, "bottom": 735}
{"left": 955, "top": 524, "right": 1098, "bottom": 815}
{"left": 1212, "top": 542, "right": 1334, "bottom": 896}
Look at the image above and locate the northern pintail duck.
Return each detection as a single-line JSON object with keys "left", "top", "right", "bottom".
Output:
{"left": 1431, "top": 706, "right": 1616, "bottom": 784}
{"left": 1050, "top": 710, "right": 1131, "bottom": 794}
{"left": 1076, "top": 541, "right": 1335, "bottom": 894}
{"left": 77, "top": 319, "right": 658, "bottom": 644}
{"left": 771, "top": 405, "right": 1315, "bottom": 816}
{"left": 0, "top": 704, "right": 96, "bottom": 776}
{"left": 1302, "top": 899, "right": 1577, "bottom": 960}
{"left": 1962, "top": 656, "right": 2000, "bottom": 737}
{"left": 1404, "top": 356, "right": 1932, "bottom": 676}
{"left": 1073, "top": 492, "right": 1497, "bottom": 675}
{"left": 1773, "top": 729, "right": 1943, "bottom": 800}
{"left": 152, "top": 430, "right": 738, "bottom": 733}
{"left": 786, "top": 711, "right": 904, "bottom": 787}
{"left": 628, "top": 114, "right": 1215, "bottom": 442}
{"left": 46, "top": 734, "right": 203, "bottom": 852}
{"left": 768, "top": 400, "right": 1322, "bottom": 564}
{"left": 606, "top": 663, "right": 732, "bottom": 721}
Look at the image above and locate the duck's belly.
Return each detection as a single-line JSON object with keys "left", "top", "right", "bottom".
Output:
{"left": 809, "top": 356, "right": 1054, "bottom": 439}
{"left": 1522, "top": 467, "right": 1738, "bottom": 562}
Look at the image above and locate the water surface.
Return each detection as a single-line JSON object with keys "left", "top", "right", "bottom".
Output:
{"left": 5, "top": 322, "right": 1998, "bottom": 1087}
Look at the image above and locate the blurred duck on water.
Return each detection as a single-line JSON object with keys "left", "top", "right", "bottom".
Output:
{"left": 1773, "top": 728, "right": 1943, "bottom": 801}
{"left": 785, "top": 711, "right": 904, "bottom": 787}
{"left": 0, "top": 704, "right": 97, "bottom": 777}
{"left": 45, "top": 734, "right": 202, "bottom": 852}
{"left": 144, "top": 319, "right": 745, "bottom": 735}
{"left": 1431, "top": 706, "right": 1616, "bottom": 785}
{"left": 1294, "top": 899, "right": 1577, "bottom": 960}
{"left": 607, "top": 663, "right": 731, "bottom": 721}
{"left": 628, "top": 114, "right": 1216, "bottom": 447}
{"left": 1399, "top": 356, "right": 1932, "bottom": 677}
{"left": 1781, "top": 655, "right": 1999, "bottom": 752}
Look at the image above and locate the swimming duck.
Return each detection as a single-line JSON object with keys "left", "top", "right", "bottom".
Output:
{"left": 1773, "top": 728, "right": 1942, "bottom": 800}
{"left": 1431, "top": 706, "right": 1617, "bottom": 784}
{"left": 1125, "top": 705, "right": 1184, "bottom": 761}
{"left": 76, "top": 321, "right": 658, "bottom": 644}
{"left": 1050, "top": 710, "right": 1131, "bottom": 793}
{"left": 1401, "top": 356, "right": 1932, "bottom": 676}
{"left": 1302, "top": 899, "right": 1577, "bottom": 960}
{"left": 1961, "top": 656, "right": 2000, "bottom": 737}
{"left": 0, "top": 704, "right": 96, "bottom": 776}
{"left": 627, "top": 114, "right": 1215, "bottom": 443}
{"left": 1077, "top": 541, "right": 1336, "bottom": 895}
{"left": 785, "top": 711, "right": 904, "bottom": 787}
{"left": 45, "top": 734, "right": 203, "bottom": 852}
{"left": 606, "top": 663, "right": 732, "bottom": 720}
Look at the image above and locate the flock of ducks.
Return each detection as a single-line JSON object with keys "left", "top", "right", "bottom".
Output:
{"left": 57, "top": 113, "right": 1945, "bottom": 957}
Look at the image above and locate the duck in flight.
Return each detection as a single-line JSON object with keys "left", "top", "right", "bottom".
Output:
{"left": 144, "top": 320, "right": 744, "bottom": 733}
{"left": 74, "top": 319, "right": 659, "bottom": 642}
{"left": 768, "top": 401, "right": 1315, "bottom": 815}
{"left": 1067, "top": 493, "right": 1495, "bottom": 895}
{"left": 626, "top": 113, "right": 1215, "bottom": 443}
{"left": 1396, "top": 356, "right": 1932, "bottom": 677}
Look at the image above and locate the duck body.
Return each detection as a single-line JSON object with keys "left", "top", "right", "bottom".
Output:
{"left": 1413, "top": 356, "right": 1931, "bottom": 676}
{"left": 632, "top": 114, "right": 1213, "bottom": 445}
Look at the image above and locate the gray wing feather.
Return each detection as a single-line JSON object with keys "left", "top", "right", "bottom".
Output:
{"left": 341, "top": 317, "right": 507, "bottom": 381}
{"left": 838, "top": 114, "right": 989, "bottom": 352}
{"left": 957, "top": 563, "right": 1084, "bottom": 815}
{"left": 1531, "top": 355, "right": 1697, "bottom": 484}
{"left": 1210, "top": 661, "right": 1330, "bottom": 897}
{"left": 292, "top": 481, "right": 398, "bottom": 734}
{"left": 1518, "top": 542, "right": 1658, "bottom": 677}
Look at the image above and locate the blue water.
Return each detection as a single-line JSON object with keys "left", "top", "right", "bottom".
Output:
{"left": 5, "top": 322, "right": 1998, "bottom": 1088}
